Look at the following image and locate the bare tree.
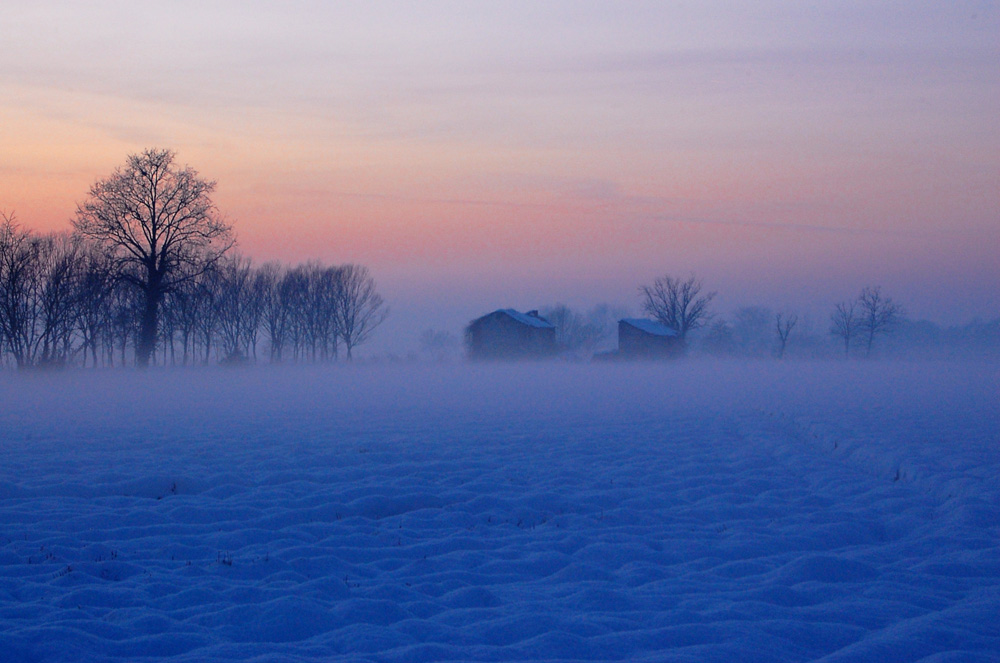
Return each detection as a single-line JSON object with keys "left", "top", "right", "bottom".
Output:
{"left": 335, "top": 264, "right": 387, "bottom": 360}
{"left": 857, "top": 286, "right": 902, "bottom": 357}
{"left": 73, "top": 148, "right": 234, "bottom": 367}
{"left": 640, "top": 274, "right": 715, "bottom": 347}
{"left": 775, "top": 312, "right": 798, "bottom": 359}
{"left": 192, "top": 268, "right": 223, "bottom": 364}
{"left": 35, "top": 233, "right": 83, "bottom": 367}
{"left": 103, "top": 277, "right": 142, "bottom": 367}
{"left": 74, "top": 243, "right": 117, "bottom": 367}
{"left": 312, "top": 265, "right": 341, "bottom": 362}
{"left": 282, "top": 265, "right": 311, "bottom": 361}
{"left": 0, "top": 218, "right": 78, "bottom": 367}
{"left": 257, "top": 262, "right": 290, "bottom": 362}
{"left": 830, "top": 301, "right": 859, "bottom": 358}
{"left": 214, "top": 254, "right": 255, "bottom": 363}
{"left": 540, "top": 304, "right": 600, "bottom": 355}
{"left": 244, "top": 267, "right": 269, "bottom": 362}
{"left": 164, "top": 280, "right": 200, "bottom": 366}
{"left": 286, "top": 262, "right": 326, "bottom": 361}
{"left": 0, "top": 212, "right": 42, "bottom": 368}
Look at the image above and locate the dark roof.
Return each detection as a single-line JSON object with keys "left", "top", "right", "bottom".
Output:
{"left": 620, "top": 318, "right": 677, "bottom": 337}
{"left": 474, "top": 309, "right": 555, "bottom": 329}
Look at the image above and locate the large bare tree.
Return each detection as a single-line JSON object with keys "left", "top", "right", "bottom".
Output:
{"left": 640, "top": 274, "right": 715, "bottom": 346}
{"left": 73, "top": 149, "right": 233, "bottom": 367}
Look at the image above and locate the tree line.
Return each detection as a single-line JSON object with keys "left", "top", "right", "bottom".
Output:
{"left": 0, "top": 216, "right": 385, "bottom": 369}
{"left": 640, "top": 275, "right": 905, "bottom": 359}
{"left": 471, "top": 275, "right": 913, "bottom": 360}
{"left": 633, "top": 274, "right": 998, "bottom": 360}
{"left": 1, "top": 149, "right": 386, "bottom": 369}
{"left": 423, "top": 274, "right": 994, "bottom": 363}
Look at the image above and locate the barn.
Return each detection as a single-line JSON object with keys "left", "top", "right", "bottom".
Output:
{"left": 465, "top": 309, "right": 557, "bottom": 359}
{"left": 618, "top": 318, "right": 681, "bottom": 358}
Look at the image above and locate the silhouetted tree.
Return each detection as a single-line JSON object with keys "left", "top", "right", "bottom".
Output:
{"left": 281, "top": 265, "right": 310, "bottom": 361}
{"left": 312, "top": 265, "right": 341, "bottom": 362}
{"left": 35, "top": 233, "right": 83, "bottom": 367}
{"left": 257, "top": 262, "right": 290, "bottom": 362}
{"left": 336, "top": 264, "right": 387, "bottom": 360}
{"left": 2, "top": 206, "right": 392, "bottom": 369}
{"left": 857, "top": 286, "right": 902, "bottom": 357}
{"left": 830, "top": 301, "right": 859, "bottom": 358}
{"left": 74, "top": 243, "right": 117, "bottom": 367}
{"left": 104, "top": 278, "right": 142, "bottom": 367}
{"left": 775, "top": 312, "right": 797, "bottom": 359}
{"left": 214, "top": 254, "right": 255, "bottom": 363}
{"left": 192, "top": 267, "right": 223, "bottom": 364}
{"left": 0, "top": 217, "right": 83, "bottom": 367}
{"left": 640, "top": 274, "right": 715, "bottom": 347}
{"left": 0, "top": 212, "right": 42, "bottom": 368}
{"left": 73, "top": 148, "right": 234, "bottom": 367}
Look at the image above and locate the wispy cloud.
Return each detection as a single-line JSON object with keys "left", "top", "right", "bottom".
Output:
{"left": 651, "top": 214, "right": 941, "bottom": 238}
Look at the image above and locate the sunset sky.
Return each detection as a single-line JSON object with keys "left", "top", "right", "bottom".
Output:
{"left": 2, "top": 2, "right": 998, "bottom": 353}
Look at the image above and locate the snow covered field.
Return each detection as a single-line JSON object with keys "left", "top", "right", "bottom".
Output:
{"left": 1, "top": 360, "right": 998, "bottom": 662}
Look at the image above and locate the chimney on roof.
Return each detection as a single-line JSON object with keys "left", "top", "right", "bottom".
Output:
{"left": 526, "top": 310, "right": 540, "bottom": 317}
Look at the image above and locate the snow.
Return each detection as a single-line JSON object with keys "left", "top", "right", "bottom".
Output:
{"left": 620, "top": 318, "right": 678, "bottom": 336}
{"left": 498, "top": 309, "right": 556, "bottom": 328}
{"left": 1, "top": 360, "right": 998, "bottom": 662}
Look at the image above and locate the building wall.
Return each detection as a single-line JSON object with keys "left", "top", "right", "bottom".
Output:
{"left": 618, "top": 322, "right": 681, "bottom": 358}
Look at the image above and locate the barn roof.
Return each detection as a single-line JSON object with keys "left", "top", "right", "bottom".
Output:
{"left": 499, "top": 309, "right": 555, "bottom": 328}
{"left": 620, "top": 318, "right": 678, "bottom": 337}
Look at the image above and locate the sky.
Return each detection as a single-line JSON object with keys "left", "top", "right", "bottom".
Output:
{"left": 1, "top": 1, "right": 998, "bottom": 354}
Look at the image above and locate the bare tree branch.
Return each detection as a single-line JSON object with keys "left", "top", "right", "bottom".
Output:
{"left": 640, "top": 274, "right": 715, "bottom": 348}
{"left": 830, "top": 301, "right": 859, "bottom": 358}
{"left": 775, "top": 312, "right": 798, "bottom": 359}
{"left": 73, "top": 149, "right": 234, "bottom": 367}
{"left": 857, "top": 286, "right": 903, "bottom": 357}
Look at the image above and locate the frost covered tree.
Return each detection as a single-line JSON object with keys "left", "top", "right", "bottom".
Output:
{"left": 73, "top": 149, "right": 234, "bottom": 367}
